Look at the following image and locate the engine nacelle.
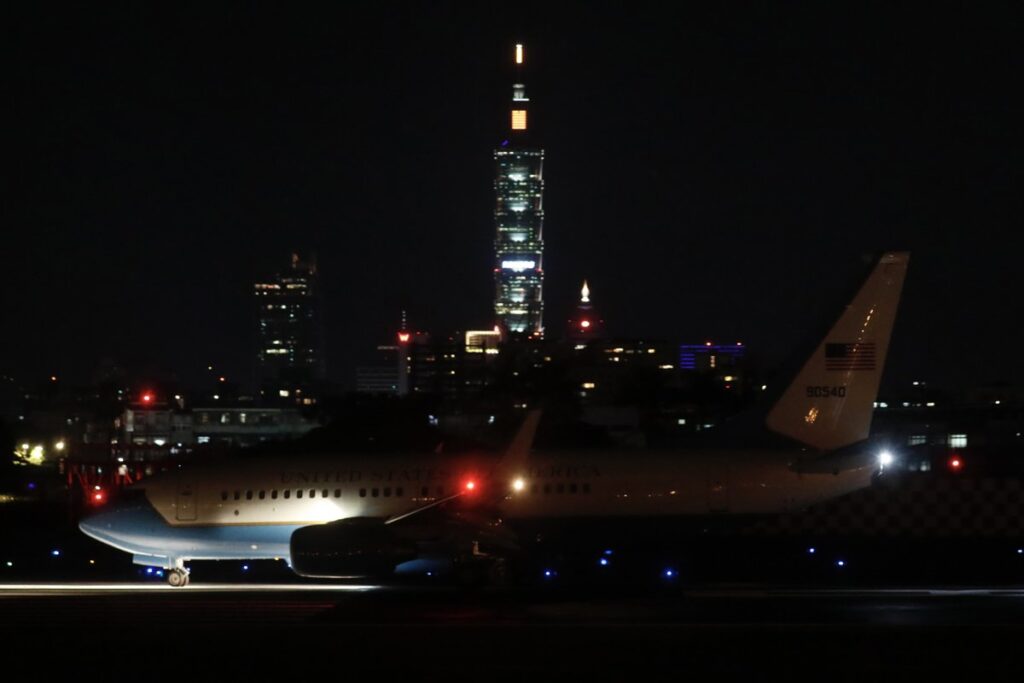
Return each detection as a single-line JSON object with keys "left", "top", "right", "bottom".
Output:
{"left": 289, "top": 518, "right": 417, "bottom": 578}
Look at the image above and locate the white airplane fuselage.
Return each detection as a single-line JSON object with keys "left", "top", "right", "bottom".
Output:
{"left": 80, "top": 448, "right": 875, "bottom": 568}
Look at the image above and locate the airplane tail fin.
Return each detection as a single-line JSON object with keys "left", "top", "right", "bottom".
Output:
{"left": 765, "top": 252, "right": 909, "bottom": 451}
{"left": 490, "top": 409, "right": 541, "bottom": 482}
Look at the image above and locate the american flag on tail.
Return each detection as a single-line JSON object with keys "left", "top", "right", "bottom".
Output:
{"left": 825, "top": 342, "right": 876, "bottom": 371}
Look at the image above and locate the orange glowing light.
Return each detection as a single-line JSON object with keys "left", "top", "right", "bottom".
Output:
{"left": 398, "top": 332, "right": 411, "bottom": 344}
{"left": 515, "top": 44, "right": 524, "bottom": 64}
{"left": 511, "top": 110, "right": 527, "bottom": 130}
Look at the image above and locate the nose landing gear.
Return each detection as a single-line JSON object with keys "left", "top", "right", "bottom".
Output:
{"left": 166, "top": 559, "right": 190, "bottom": 587}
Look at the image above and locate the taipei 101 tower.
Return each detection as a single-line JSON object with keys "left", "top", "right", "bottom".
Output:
{"left": 493, "top": 43, "right": 545, "bottom": 338}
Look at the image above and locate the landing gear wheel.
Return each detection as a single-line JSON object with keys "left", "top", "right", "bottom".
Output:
{"left": 167, "top": 568, "right": 189, "bottom": 587}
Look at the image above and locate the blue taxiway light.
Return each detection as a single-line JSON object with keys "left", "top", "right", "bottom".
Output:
{"left": 837, "top": 560, "right": 846, "bottom": 567}
{"left": 242, "top": 565, "right": 249, "bottom": 571}
{"left": 603, "top": 549, "right": 613, "bottom": 556}
{"left": 543, "top": 569, "right": 556, "bottom": 578}
{"left": 599, "top": 558, "right": 609, "bottom": 567}
{"left": 663, "top": 568, "right": 676, "bottom": 579}
{"left": 50, "top": 550, "right": 60, "bottom": 557}
{"left": 808, "top": 547, "right": 816, "bottom": 554}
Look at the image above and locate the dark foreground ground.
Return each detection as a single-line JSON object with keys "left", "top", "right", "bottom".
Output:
{"left": 1, "top": 582, "right": 1023, "bottom": 679}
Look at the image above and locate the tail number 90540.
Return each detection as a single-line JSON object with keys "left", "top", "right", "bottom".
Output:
{"left": 806, "top": 385, "right": 847, "bottom": 398}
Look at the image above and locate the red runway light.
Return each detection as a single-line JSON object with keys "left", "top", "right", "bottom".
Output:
{"left": 949, "top": 455, "right": 963, "bottom": 471}
{"left": 141, "top": 392, "right": 154, "bottom": 404}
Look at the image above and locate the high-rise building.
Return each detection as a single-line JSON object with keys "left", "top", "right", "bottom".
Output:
{"left": 253, "top": 253, "right": 325, "bottom": 404}
{"left": 493, "top": 43, "right": 545, "bottom": 338}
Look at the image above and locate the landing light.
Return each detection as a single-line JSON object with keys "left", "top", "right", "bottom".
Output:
{"left": 877, "top": 450, "right": 894, "bottom": 468}
{"left": 512, "top": 478, "right": 525, "bottom": 492}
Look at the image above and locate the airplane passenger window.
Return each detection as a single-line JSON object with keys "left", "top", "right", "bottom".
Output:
{"left": 283, "top": 490, "right": 291, "bottom": 499}
{"left": 296, "top": 490, "right": 303, "bottom": 499}
{"left": 322, "top": 489, "right": 328, "bottom": 498}
{"left": 396, "top": 487, "right": 403, "bottom": 497}
{"left": 543, "top": 484, "right": 550, "bottom": 494}
{"left": 383, "top": 487, "right": 391, "bottom": 497}
{"left": 531, "top": 484, "right": 538, "bottom": 495}
{"left": 556, "top": 483, "right": 565, "bottom": 494}
{"left": 233, "top": 491, "right": 240, "bottom": 501}
{"left": 258, "top": 491, "right": 266, "bottom": 500}
{"left": 372, "top": 488, "right": 379, "bottom": 497}
{"left": 421, "top": 486, "right": 429, "bottom": 497}
{"left": 359, "top": 488, "right": 367, "bottom": 497}
{"left": 221, "top": 492, "right": 228, "bottom": 501}
{"left": 569, "top": 483, "right": 578, "bottom": 494}
{"left": 246, "top": 490, "right": 253, "bottom": 500}
{"left": 271, "top": 490, "right": 278, "bottom": 499}
{"left": 583, "top": 483, "right": 591, "bottom": 494}
{"left": 334, "top": 489, "right": 341, "bottom": 498}
{"left": 309, "top": 489, "right": 316, "bottom": 498}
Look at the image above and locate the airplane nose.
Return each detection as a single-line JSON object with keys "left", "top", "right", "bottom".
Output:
{"left": 79, "top": 509, "right": 120, "bottom": 544}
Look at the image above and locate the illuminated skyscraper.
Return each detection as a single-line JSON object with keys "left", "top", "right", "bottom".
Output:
{"left": 494, "top": 43, "right": 544, "bottom": 338}
{"left": 253, "top": 253, "right": 325, "bottom": 404}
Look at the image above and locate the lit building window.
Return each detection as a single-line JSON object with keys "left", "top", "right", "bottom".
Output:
{"left": 511, "top": 110, "right": 527, "bottom": 130}
{"left": 948, "top": 434, "right": 968, "bottom": 448}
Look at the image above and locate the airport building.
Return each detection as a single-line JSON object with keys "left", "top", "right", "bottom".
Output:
{"left": 493, "top": 43, "right": 545, "bottom": 338}
{"left": 253, "top": 253, "right": 325, "bottom": 404}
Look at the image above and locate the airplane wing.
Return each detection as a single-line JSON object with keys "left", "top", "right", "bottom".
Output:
{"left": 382, "top": 409, "right": 542, "bottom": 526}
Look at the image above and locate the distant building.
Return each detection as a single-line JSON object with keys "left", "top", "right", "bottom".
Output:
{"left": 679, "top": 342, "right": 746, "bottom": 372}
{"left": 254, "top": 253, "right": 325, "bottom": 404}
{"left": 355, "top": 344, "right": 404, "bottom": 395}
{"left": 494, "top": 43, "right": 545, "bottom": 338}
{"left": 118, "top": 400, "right": 316, "bottom": 455}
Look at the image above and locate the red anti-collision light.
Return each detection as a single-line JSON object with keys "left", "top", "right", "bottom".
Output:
{"left": 949, "top": 455, "right": 963, "bottom": 471}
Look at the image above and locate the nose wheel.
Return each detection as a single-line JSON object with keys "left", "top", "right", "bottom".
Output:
{"left": 167, "top": 567, "right": 190, "bottom": 587}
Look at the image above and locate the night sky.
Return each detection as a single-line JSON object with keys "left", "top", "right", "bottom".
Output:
{"left": 8, "top": 3, "right": 1022, "bottom": 392}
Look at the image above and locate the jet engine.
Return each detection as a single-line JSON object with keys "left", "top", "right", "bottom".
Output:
{"left": 289, "top": 518, "right": 417, "bottom": 578}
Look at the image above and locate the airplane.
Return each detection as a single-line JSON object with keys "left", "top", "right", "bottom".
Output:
{"left": 80, "top": 252, "right": 909, "bottom": 587}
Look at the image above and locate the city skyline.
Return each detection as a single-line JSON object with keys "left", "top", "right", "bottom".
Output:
{"left": 8, "top": 3, "right": 1022, "bottom": 391}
